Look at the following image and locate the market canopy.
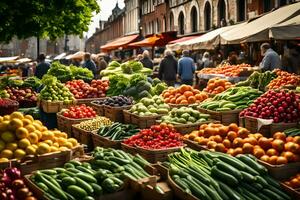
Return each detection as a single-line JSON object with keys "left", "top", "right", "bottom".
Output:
{"left": 0, "top": 56, "right": 19, "bottom": 63}
{"left": 65, "top": 51, "right": 85, "bottom": 60}
{"left": 166, "top": 35, "right": 199, "bottom": 50}
{"left": 101, "top": 34, "right": 139, "bottom": 51}
{"left": 54, "top": 53, "right": 67, "bottom": 60}
{"left": 128, "top": 32, "right": 177, "bottom": 47}
{"left": 16, "top": 58, "right": 31, "bottom": 64}
{"left": 269, "top": 14, "right": 300, "bottom": 40}
{"left": 220, "top": 2, "right": 300, "bottom": 44}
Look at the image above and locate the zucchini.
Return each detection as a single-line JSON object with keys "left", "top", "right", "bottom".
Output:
{"left": 255, "top": 176, "right": 269, "bottom": 187}
{"left": 239, "top": 187, "right": 261, "bottom": 200}
{"left": 76, "top": 166, "right": 96, "bottom": 175}
{"left": 121, "top": 171, "right": 137, "bottom": 181}
{"left": 240, "top": 182, "right": 258, "bottom": 194}
{"left": 262, "top": 175, "right": 281, "bottom": 189}
{"left": 262, "top": 189, "right": 284, "bottom": 200}
{"left": 214, "top": 154, "right": 246, "bottom": 171}
{"left": 91, "top": 183, "right": 103, "bottom": 196}
{"left": 172, "top": 177, "right": 191, "bottom": 194}
{"left": 267, "top": 184, "right": 291, "bottom": 200}
{"left": 240, "top": 171, "right": 256, "bottom": 183}
{"left": 184, "top": 176, "right": 208, "bottom": 199}
{"left": 64, "top": 163, "right": 75, "bottom": 169}
{"left": 185, "top": 167, "right": 211, "bottom": 185}
{"left": 67, "top": 185, "right": 88, "bottom": 199}
{"left": 217, "top": 181, "right": 244, "bottom": 200}
{"left": 74, "top": 177, "right": 94, "bottom": 195}
{"left": 236, "top": 154, "right": 267, "bottom": 175}
{"left": 76, "top": 172, "right": 97, "bottom": 183}
{"left": 68, "top": 160, "right": 82, "bottom": 167}
{"left": 108, "top": 156, "right": 131, "bottom": 165}
{"left": 53, "top": 167, "right": 66, "bottom": 174}
{"left": 93, "top": 160, "right": 111, "bottom": 169}
{"left": 133, "top": 154, "right": 150, "bottom": 167}
{"left": 68, "top": 168, "right": 81, "bottom": 174}
{"left": 40, "top": 169, "right": 57, "bottom": 175}
{"left": 256, "top": 193, "right": 272, "bottom": 200}
{"left": 61, "top": 177, "right": 76, "bottom": 188}
{"left": 211, "top": 166, "right": 238, "bottom": 186}
{"left": 215, "top": 160, "right": 242, "bottom": 180}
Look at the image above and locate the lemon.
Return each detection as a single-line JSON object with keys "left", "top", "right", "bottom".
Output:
{"left": 1, "top": 131, "right": 15, "bottom": 143}
{"left": 10, "top": 112, "right": 24, "bottom": 120}
{"left": 0, "top": 149, "right": 13, "bottom": 159}
{"left": 6, "top": 143, "right": 18, "bottom": 151}
{"left": 14, "top": 149, "right": 26, "bottom": 160}
{"left": 0, "top": 140, "right": 5, "bottom": 151}
{"left": 18, "top": 138, "right": 31, "bottom": 149}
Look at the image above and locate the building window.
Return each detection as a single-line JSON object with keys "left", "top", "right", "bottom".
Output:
{"left": 204, "top": 1, "right": 211, "bottom": 31}
{"left": 178, "top": 12, "right": 185, "bottom": 35}
{"left": 191, "top": 6, "right": 198, "bottom": 33}
{"left": 218, "top": 0, "right": 226, "bottom": 27}
{"left": 170, "top": 12, "right": 174, "bottom": 31}
{"left": 263, "top": 0, "right": 274, "bottom": 12}
{"left": 237, "top": 0, "right": 246, "bottom": 22}
{"left": 157, "top": 19, "right": 160, "bottom": 33}
{"left": 278, "top": 0, "right": 287, "bottom": 6}
{"left": 163, "top": 16, "right": 167, "bottom": 32}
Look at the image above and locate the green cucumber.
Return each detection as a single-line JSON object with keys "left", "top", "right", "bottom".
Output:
{"left": 91, "top": 183, "right": 103, "bottom": 196}
{"left": 108, "top": 156, "right": 131, "bottom": 165}
{"left": 236, "top": 154, "right": 267, "bottom": 175}
{"left": 93, "top": 160, "right": 111, "bottom": 169}
{"left": 76, "top": 166, "right": 96, "bottom": 175}
{"left": 241, "top": 171, "right": 256, "bottom": 183}
{"left": 68, "top": 168, "right": 81, "bottom": 174}
{"left": 67, "top": 185, "right": 88, "bottom": 199}
{"left": 74, "top": 177, "right": 94, "bottom": 195}
{"left": 215, "top": 160, "right": 242, "bottom": 180}
{"left": 64, "top": 163, "right": 75, "bottom": 169}
{"left": 211, "top": 166, "right": 238, "bottom": 186}
{"left": 217, "top": 181, "right": 244, "bottom": 200}
{"left": 61, "top": 177, "right": 76, "bottom": 188}
{"left": 76, "top": 172, "right": 97, "bottom": 183}
{"left": 36, "top": 182, "right": 48, "bottom": 191}
{"left": 53, "top": 167, "right": 66, "bottom": 174}
{"left": 40, "top": 169, "right": 57, "bottom": 175}
{"left": 68, "top": 160, "right": 82, "bottom": 167}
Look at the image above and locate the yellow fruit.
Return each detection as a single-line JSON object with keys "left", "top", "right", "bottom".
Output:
{"left": 59, "top": 147, "right": 69, "bottom": 151}
{"left": 0, "top": 149, "right": 13, "bottom": 159}
{"left": 28, "top": 132, "right": 39, "bottom": 144}
{"left": 25, "top": 145, "right": 36, "bottom": 155}
{"left": 41, "top": 131, "right": 54, "bottom": 141}
{"left": 34, "top": 120, "right": 43, "bottom": 125}
{"left": 3, "top": 115, "right": 10, "bottom": 121}
{"left": 33, "top": 130, "right": 42, "bottom": 140}
{"left": 41, "top": 126, "right": 48, "bottom": 132}
{"left": 24, "top": 115, "right": 34, "bottom": 122}
{"left": 0, "top": 121, "right": 10, "bottom": 131}
{"left": 0, "top": 140, "right": 5, "bottom": 151}
{"left": 32, "top": 122, "right": 43, "bottom": 131}
{"left": 50, "top": 146, "right": 59, "bottom": 152}
{"left": 0, "top": 116, "right": 3, "bottom": 122}
{"left": 31, "top": 144, "right": 38, "bottom": 149}
{"left": 62, "top": 141, "right": 73, "bottom": 149}
{"left": 57, "top": 138, "right": 67, "bottom": 146}
{"left": 22, "top": 118, "right": 32, "bottom": 127}
{"left": 10, "top": 112, "right": 24, "bottom": 120}
{"left": 1, "top": 131, "right": 15, "bottom": 143}
{"left": 53, "top": 130, "right": 61, "bottom": 137}
{"left": 0, "top": 158, "right": 9, "bottom": 163}
{"left": 18, "top": 138, "right": 31, "bottom": 149}
{"left": 36, "top": 143, "right": 50, "bottom": 155}
{"left": 16, "top": 127, "right": 29, "bottom": 139}
{"left": 14, "top": 149, "right": 26, "bottom": 160}
{"left": 60, "top": 132, "right": 68, "bottom": 139}
{"left": 53, "top": 142, "right": 59, "bottom": 148}
{"left": 8, "top": 118, "right": 23, "bottom": 131}
{"left": 43, "top": 140, "right": 53, "bottom": 146}
{"left": 6, "top": 143, "right": 18, "bottom": 151}
{"left": 24, "top": 124, "right": 36, "bottom": 133}
{"left": 67, "top": 138, "right": 78, "bottom": 147}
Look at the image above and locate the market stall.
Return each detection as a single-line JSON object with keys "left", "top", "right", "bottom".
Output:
{"left": 100, "top": 34, "right": 139, "bottom": 52}
{"left": 269, "top": 15, "right": 300, "bottom": 40}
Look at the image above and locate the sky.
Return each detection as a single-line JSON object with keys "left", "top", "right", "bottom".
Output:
{"left": 87, "top": 0, "right": 125, "bottom": 37}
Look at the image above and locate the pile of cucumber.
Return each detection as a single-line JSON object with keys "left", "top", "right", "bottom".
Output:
{"left": 30, "top": 147, "right": 151, "bottom": 200}
{"left": 168, "top": 149, "right": 290, "bottom": 200}
{"left": 284, "top": 128, "right": 300, "bottom": 137}
{"left": 97, "top": 122, "right": 140, "bottom": 141}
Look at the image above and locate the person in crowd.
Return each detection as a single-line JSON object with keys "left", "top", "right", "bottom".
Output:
{"left": 97, "top": 56, "right": 108, "bottom": 78}
{"left": 178, "top": 50, "right": 196, "bottom": 86}
{"left": 83, "top": 53, "right": 97, "bottom": 77}
{"left": 282, "top": 43, "right": 300, "bottom": 74}
{"left": 140, "top": 50, "right": 154, "bottom": 69}
{"left": 201, "top": 52, "right": 214, "bottom": 68}
{"left": 259, "top": 43, "right": 281, "bottom": 71}
{"left": 34, "top": 53, "right": 50, "bottom": 79}
{"left": 159, "top": 49, "right": 178, "bottom": 86}
{"left": 135, "top": 54, "right": 143, "bottom": 61}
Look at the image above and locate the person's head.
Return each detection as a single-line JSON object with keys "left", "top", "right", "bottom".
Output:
{"left": 142, "top": 50, "right": 150, "bottom": 59}
{"left": 38, "top": 54, "right": 46, "bottom": 62}
{"left": 228, "top": 51, "right": 238, "bottom": 64}
{"left": 164, "top": 49, "right": 173, "bottom": 57}
{"left": 182, "top": 50, "right": 189, "bottom": 57}
{"left": 203, "top": 52, "right": 210, "bottom": 59}
{"left": 84, "top": 53, "right": 91, "bottom": 61}
{"left": 137, "top": 54, "right": 143, "bottom": 60}
{"left": 260, "top": 43, "right": 271, "bottom": 56}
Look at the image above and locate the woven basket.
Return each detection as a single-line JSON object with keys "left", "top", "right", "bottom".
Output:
{"left": 121, "top": 143, "right": 137, "bottom": 155}
{"left": 92, "top": 131, "right": 121, "bottom": 149}
{"left": 123, "top": 110, "right": 161, "bottom": 129}
{"left": 184, "top": 139, "right": 209, "bottom": 151}
{"left": 104, "top": 105, "right": 132, "bottom": 123}
{"left": 76, "top": 97, "right": 105, "bottom": 106}
{"left": 39, "top": 99, "right": 76, "bottom": 113}
{"left": 198, "top": 108, "right": 242, "bottom": 125}
{"left": 0, "top": 99, "right": 19, "bottom": 116}
{"left": 91, "top": 101, "right": 105, "bottom": 116}
{"left": 72, "top": 125, "right": 94, "bottom": 149}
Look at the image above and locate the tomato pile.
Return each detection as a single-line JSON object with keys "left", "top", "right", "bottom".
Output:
{"left": 62, "top": 104, "right": 97, "bottom": 119}
{"left": 65, "top": 80, "right": 109, "bottom": 99}
{"left": 123, "top": 124, "right": 183, "bottom": 149}
{"left": 240, "top": 90, "right": 300, "bottom": 123}
{"left": 267, "top": 69, "right": 300, "bottom": 89}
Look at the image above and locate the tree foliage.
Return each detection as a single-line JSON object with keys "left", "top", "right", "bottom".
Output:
{"left": 0, "top": 0, "right": 100, "bottom": 42}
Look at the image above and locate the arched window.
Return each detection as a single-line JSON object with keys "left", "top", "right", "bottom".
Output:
{"left": 204, "top": 2, "right": 211, "bottom": 31}
{"left": 237, "top": 0, "right": 246, "bottom": 22}
{"left": 218, "top": 0, "right": 226, "bottom": 26}
{"left": 157, "top": 19, "right": 160, "bottom": 33}
{"left": 191, "top": 6, "right": 198, "bottom": 33}
{"left": 178, "top": 12, "right": 185, "bottom": 35}
{"left": 163, "top": 16, "right": 167, "bottom": 32}
{"left": 170, "top": 12, "right": 174, "bottom": 31}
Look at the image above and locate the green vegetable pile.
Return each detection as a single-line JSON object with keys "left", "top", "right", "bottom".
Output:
{"left": 167, "top": 148, "right": 290, "bottom": 200}
{"left": 159, "top": 107, "right": 210, "bottom": 124}
{"left": 0, "top": 76, "right": 41, "bottom": 90}
{"left": 97, "top": 122, "right": 139, "bottom": 141}
{"left": 70, "top": 65, "right": 94, "bottom": 82}
{"left": 22, "top": 77, "right": 42, "bottom": 90}
{"left": 18, "top": 107, "right": 40, "bottom": 119}
{"left": 236, "top": 71, "right": 277, "bottom": 91}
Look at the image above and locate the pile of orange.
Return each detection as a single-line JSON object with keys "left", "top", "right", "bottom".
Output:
{"left": 161, "top": 85, "right": 208, "bottom": 105}
{"left": 203, "top": 78, "right": 233, "bottom": 94}
{"left": 267, "top": 69, "right": 300, "bottom": 89}
{"left": 284, "top": 173, "right": 300, "bottom": 189}
{"left": 198, "top": 63, "right": 251, "bottom": 77}
{"left": 184, "top": 123, "right": 300, "bottom": 165}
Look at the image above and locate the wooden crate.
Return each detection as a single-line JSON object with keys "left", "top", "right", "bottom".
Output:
{"left": 76, "top": 97, "right": 105, "bottom": 106}
{"left": 104, "top": 105, "right": 132, "bottom": 123}
{"left": 183, "top": 139, "right": 209, "bottom": 151}
{"left": 92, "top": 131, "right": 121, "bottom": 149}
{"left": 121, "top": 143, "right": 137, "bottom": 155}
{"left": 243, "top": 116, "right": 298, "bottom": 137}
{"left": 258, "top": 160, "right": 300, "bottom": 180}
{"left": 280, "top": 182, "right": 300, "bottom": 200}
{"left": 172, "top": 120, "right": 215, "bottom": 135}
{"left": 72, "top": 125, "right": 94, "bottom": 149}
{"left": 198, "top": 108, "right": 242, "bottom": 125}
{"left": 39, "top": 99, "right": 76, "bottom": 113}
{"left": 91, "top": 101, "right": 105, "bottom": 116}
{"left": 123, "top": 110, "right": 161, "bottom": 129}
{"left": 56, "top": 112, "right": 95, "bottom": 136}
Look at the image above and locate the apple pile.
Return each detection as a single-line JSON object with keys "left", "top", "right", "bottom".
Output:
{"left": 240, "top": 89, "right": 300, "bottom": 123}
{"left": 5, "top": 87, "right": 37, "bottom": 108}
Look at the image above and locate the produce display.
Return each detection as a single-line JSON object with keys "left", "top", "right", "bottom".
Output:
{"left": 284, "top": 173, "right": 300, "bottom": 189}
{"left": 22, "top": 77, "right": 42, "bottom": 90}
{"left": 284, "top": 128, "right": 300, "bottom": 137}
{"left": 0, "top": 112, "right": 79, "bottom": 162}
{"left": 61, "top": 104, "right": 97, "bottom": 119}
{"left": 0, "top": 99, "right": 19, "bottom": 115}
{"left": 199, "top": 86, "right": 263, "bottom": 111}
{"left": 100, "top": 60, "right": 153, "bottom": 78}
{"left": 184, "top": 123, "right": 300, "bottom": 164}
{"left": 198, "top": 63, "right": 251, "bottom": 77}
{"left": 203, "top": 77, "right": 233, "bottom": 95}
{"left": 65, "top": 79, "right": 109, "bottom": 99}
{"left": 129, "top": 95, "right": 170, "bottom": 116}
{"left": 30, "top": 147, "right": 151, "bottom": 199}
{"left": 5, "top": 87, "right": 38, "bottom": 107}
{"left": 0, "top": 167, "right": 37, "bottom": 200}
{"left": 168, "top": 148, "right": 290, "bottom": 200}
{"left": 74, "top": 117, "right": 112, "bottom": 132}
{"left": 97, "top": 122, "right": 139, "bottom": 141}
{"left": 240, "top": 89, "right": 300, "bottom": 123}
{"left": 162, "top": 85, "right": 208, "bottom": 105}
{"left": 18, "top": 107, "right": 40, "bottom": 120}
{"left": 123, "top": 124, "right": 183, "bottom": 149}
{"left": 267, "top": 69, "right": 300, "bottom": 89}
{"left": 236, "top": 71, "right": 277, "bottom": 91}
{"left": 0, "top": 89, "right": 10, "bottom": 98}
{"left": 159, "top": 107, "right": 210, "bottom": 125}
{"left": 93, "top": 95, "right": 133, "bottom": 107}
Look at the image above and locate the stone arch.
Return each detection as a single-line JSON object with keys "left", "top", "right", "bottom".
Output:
{"left": 178, "top": 11, "right": 185, "bottom": 35}
{"left": 217, "top": 0, "right": 228, "bottom": 26}
{"left": 189, "top": 0, "right": 200, "bottom": 33}
{"left": 203, "top": 0, "right": 212, "bottom": 31}
{"left": 237, "top": 0, "right": 246, "bottom": 22}
{"left": 169, "top": 11, "right": 174, "bottom": 31}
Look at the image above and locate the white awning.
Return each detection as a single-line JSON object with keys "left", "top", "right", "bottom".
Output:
{"left": 16, "top": 58, "right": 32, "bottom": 64}
{"left": 65, "top": 51, "right": 85, "bottom": 60}
{"left": 54, "top": 53, "right": 67, "bottom": 60}
{"left": 220, "top": 2, "right": 300, "bottom": 44}
{"left": 0, "top": 56, "right": 19, "bottom": 63}
{"left": 269, "top": 14, "right": 300, "bottom": 40}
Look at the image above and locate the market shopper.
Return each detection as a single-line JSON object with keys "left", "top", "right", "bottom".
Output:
{"left": 200, "top": 52, "right": 214, "bottom": 68}
{"left": 259, "top": 43, "right": 281, "bottom": 71}
{"left": 178, "top": 50, "right": 195, "bottom": 86}
{"left": 140, "top": 50, "right": 154, "bottom": 69}
{"left": 34, "top": 54, "right": 50, "bottom": 79}
{"left": 83, "top": 53, "right": 97, "bottom": 77}
{"left": 159, "top": 49, "right": 178, "bottom": 86}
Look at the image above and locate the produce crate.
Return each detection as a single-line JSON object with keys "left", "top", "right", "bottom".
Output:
{"left": 0, "top": 100, "right": 19, "bottom": 116}
{"left": 198, "top": 108, "right": 242, "bottom": 125}
{"left": 123, "top": 110, "right": 161, "bottom": 129}
{"left": 280, "top": 182, "right": 300, "bottom": 200}
{"left": 104, "top": 105, "right": 132, "bottom": 123}
{"left": 183, "top": 139, "right": 209, "bottom": 151}
{"left": 172, "top": 120, "right": 216, "bottom": 135}
{"left": 242, "top": 116, "right": 298, "bottom": 137}
{"left": 91, "top": 101, "right": 105, "bottom": 116}
{"left": 121, "top": 143, "right": 138, "bottom": 155}
{"left": 258, "top": 160, "right": 300, "bottom": 180}
{"left": 56, "top": 112, "right": 96, "bottom": 136}
{"left": 77, "top": 97, "right": 105, "bottom": 106}
{"left": 71, "top": 124, "right": 94, "bottom": 149}
{"left": 38, "top": 99, "right": 77, "bottom": 113}
{"left": 92, "top": 131, "right": 121, "bottom": 149}
{"left": 168, "top": 103, "right": 198, "bottom": 108}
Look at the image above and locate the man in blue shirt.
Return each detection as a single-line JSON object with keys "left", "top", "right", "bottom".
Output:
{"left": 259, "top": 43, "right": 281, "bottom": 71}
{"left": 83, "top": 53, "right": 96, "bottom": 77}
{"left": 178, "top": 50, "right": 195, "bottom": 86}
{"left": 34, "top": 54, "right": 50, "bottom": 79}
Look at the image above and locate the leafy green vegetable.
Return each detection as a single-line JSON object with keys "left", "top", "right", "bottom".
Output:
{"left": 106, "top": 74, "right": 130, "bottom": 96}
{"left": 129, "top": 73, "right": 147, "bottom": 86}
{"left": 22, "top": 77, "right": 42, "bottom": 89}
{"left": 129, "top": 61, "right": 143, "bottom": 72}
{"left": 70, "top": 65, "right": 94, "bottom": 81}
{"left": 47, "top": 61, "right": 73, "bottom": 83}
